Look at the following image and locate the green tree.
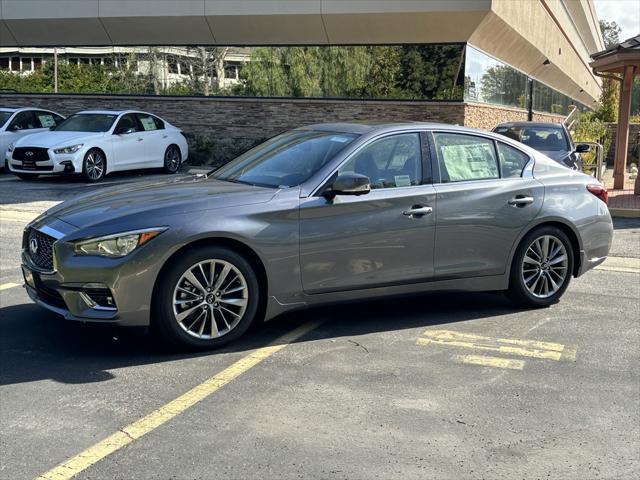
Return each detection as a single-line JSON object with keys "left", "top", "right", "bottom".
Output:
{"left": 599, "top": 20, "right": 621, "bottom": 48}
{"left": 479, "top": 64, "right": 527, "bottom": 108}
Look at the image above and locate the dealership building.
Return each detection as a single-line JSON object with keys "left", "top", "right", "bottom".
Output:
{"left": 0, "top": 0, "right": 604, "bottom": 139}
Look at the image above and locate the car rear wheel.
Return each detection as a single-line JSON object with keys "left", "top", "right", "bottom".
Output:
{"left": 153, "top": 246, "right": 260, "bottom": 349}
{"left": 163, "top": 145, "right": 181, "bottom": 174}
{"left": 507, "top": 226, "right": 574, "bottom": 307}
{"left": 14, "top": 173, "right": 39, "bottom": 180}
{"left": 82, "top": 148, "right": 106, "bottom": 182}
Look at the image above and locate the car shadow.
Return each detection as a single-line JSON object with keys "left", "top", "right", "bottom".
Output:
{"left": 0, "top": 291, "right": 526, "bottom": 386}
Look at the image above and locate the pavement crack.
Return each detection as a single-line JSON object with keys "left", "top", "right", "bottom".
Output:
{"left": 118, "top": 428, "right": 135, "bottom": 441}
{"left": 347, "top": 339, "right": 369, "bottom": 353}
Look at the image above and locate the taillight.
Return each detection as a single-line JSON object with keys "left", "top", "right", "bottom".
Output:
{"left": 587, "top": 184, "right": 608, "bottom": 204}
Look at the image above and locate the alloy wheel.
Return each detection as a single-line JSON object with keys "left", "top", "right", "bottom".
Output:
{"left": 165, "top": 146, "right": 180, "bottom": 172}
{"left": 521, "top": 234, "right": 568, "bottom": 299}
{"left": 172, "top": 259, "right": 248, "bottom": 339}
{"left": 85, "top": 151, "right": 104, "bottom": 180}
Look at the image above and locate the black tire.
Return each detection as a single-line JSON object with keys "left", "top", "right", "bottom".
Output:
{"left": 82, "top": 148, "right": 106, "bottom": 182}
{"left": 163, "top": 145, "right": 181, "bottom": 174}
{"left": 14, "top": 173, "right": 39, "bottom": 180}
{"left": 507, "top": 226, "right": 574, "bottom": 308}
{"left": 152, "top": 246, "right": 260, "bottom": 350}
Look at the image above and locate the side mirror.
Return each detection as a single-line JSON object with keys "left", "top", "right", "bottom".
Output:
{"left": 115, "top": 127, "right": 135, "bottom": 135}
{"left": 324, "top": 173, "right": 371, "bottom": 198}
{"left": 575, "top": 143, "right": 590, "bottom": 153}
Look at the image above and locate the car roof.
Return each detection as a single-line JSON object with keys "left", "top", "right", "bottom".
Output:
{"left": 494, "top": 122, "right": 565, "bottom": 129}
{"left": 0, "top": 107, "right": 20, "bottom": 113}
{"left": 76, "top": 110, "right": 131, "bottom": 115}
{"left": 298, "top": 121, "right": 481, "bottom": 135}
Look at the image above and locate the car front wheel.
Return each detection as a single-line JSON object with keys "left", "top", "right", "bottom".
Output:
{"left": 507, "top": 226, "right": 574, "bottom": 307}
{"left": 153, "top": 246, "right": 260, "bottom": 349}
{"left": 82, "top": 148, "right": 106, "bottom": 182}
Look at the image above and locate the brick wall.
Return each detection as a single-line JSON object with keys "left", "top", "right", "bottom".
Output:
{"left": 0, "top": 93, "right": 466, "bottom": 141}
{"left": 605, "top": 123, "right": 640, "bottom": 165}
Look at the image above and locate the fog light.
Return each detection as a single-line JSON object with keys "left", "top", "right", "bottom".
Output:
{"left": 80, "top": 284, "right": 117, "bottom": 311}
{"left": 61, "top": 161, "right": 75, "bottom": 173}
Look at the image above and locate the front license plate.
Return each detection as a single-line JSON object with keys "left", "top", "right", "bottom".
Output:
{"left": 21, "top": 161, "right": 36, "bottom": 170}
{"left": 22, "top": 265, "right": 36, "bottom": 289}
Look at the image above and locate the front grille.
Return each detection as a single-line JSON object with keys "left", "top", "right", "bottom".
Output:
{"left": 13, "top": 147, "right": 49, "bottom": 161}
{"left": 25, "top": 228, "right": 56, "bottom": 271}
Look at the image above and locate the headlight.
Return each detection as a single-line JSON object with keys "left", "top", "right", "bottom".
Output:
{"left": 53, "top": 144, "right": 83, "bottom": 154}
{"left": 7, "top": 143, "right": 14, "bottom": 152}
{"left": 74, "top": 227, "right": 166, "bottom": 258}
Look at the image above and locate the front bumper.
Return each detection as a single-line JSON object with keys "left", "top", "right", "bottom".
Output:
{"left": 7, "top": 150, "right": 82, "bottom": 175}
{"left": 21, "top": 234, "right": 158, "bottom": 327}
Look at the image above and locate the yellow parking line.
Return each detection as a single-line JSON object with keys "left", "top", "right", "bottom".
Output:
{"left": 0, "top": 282, "right": 20, "bottom": 291}
{"left": 595, "top": 256, "right": 640, "bottom": 274}
{"left": 36, "top": 320, "right": 321, "bottom": 480}
{"left": 416, "top": 329, "right": 576, "bottom": 362}
{"left": 455, "top": 354, "right": 525, "bottom": 370}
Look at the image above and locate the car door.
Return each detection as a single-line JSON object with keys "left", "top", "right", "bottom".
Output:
{"left": 299, "top": 131, "right": 437, "bottom": 294}
{"left": 110, "top": 113, "right": 146, "bottom": 171}
{"left": 135, "top": 113, "right": 165, "bottom": 167}
{"left": 430, "top": 131, "right": 544, "bottom": 279}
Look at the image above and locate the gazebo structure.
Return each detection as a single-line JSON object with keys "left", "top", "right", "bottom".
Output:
{"left": 590, "top": 34, "right": 640, "bottom": 193}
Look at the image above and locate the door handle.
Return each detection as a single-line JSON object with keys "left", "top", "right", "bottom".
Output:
{"left": 403, "top": 206, "right": 433, "bottom": 217}
{"left": 162, "top": 134, "right": 168, "bottom": 139}
{"left": 508, "top": 195, "right": 534, "bottom": 206}
{"left": 137, "top": 137, "right": 144, "bottom": 141}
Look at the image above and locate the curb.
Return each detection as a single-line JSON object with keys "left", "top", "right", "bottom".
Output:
{"left": 609, "top": 208, "right": 640, "bottom": 219}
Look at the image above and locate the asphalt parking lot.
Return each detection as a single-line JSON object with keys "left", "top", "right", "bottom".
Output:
{"left": 1, "top": 172, "right": 639, "bottom": 480}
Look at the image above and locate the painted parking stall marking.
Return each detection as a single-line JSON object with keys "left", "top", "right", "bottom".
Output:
{"left": 36, "top": 320, "right": 322, "bottom": 480}
{"left": 416, "top": 329, "right": 576, "bottom": 369}
{"left": 0, "top": 282, "right": 21, "bottom": 291}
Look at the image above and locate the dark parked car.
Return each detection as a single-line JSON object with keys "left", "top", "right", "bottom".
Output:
{"left": 22, "top": 123, "right": 612, "bottom": 349}
{"left": 492, "top": 122, "right": 590, "bottom": 170}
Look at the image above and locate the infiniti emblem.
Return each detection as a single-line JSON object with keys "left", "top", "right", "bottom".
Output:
{"left": 25, "top": 151, "right": 34, "bottom": 157}
{"left": 29, "top": 238, "right": 39, "bottom": 255}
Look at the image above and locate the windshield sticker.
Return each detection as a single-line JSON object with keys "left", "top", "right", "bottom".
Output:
{"left": 330, "top": 136, "right": 351, "bottom": 143}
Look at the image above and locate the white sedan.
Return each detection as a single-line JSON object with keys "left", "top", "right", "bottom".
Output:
{"left": 6, "top": 110, "right": 188, "bottom": 182}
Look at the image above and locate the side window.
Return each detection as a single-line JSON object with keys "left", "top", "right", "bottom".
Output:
{"left": 496, "top": 142, "right": 530, "bottom": 178}
{"left": 115, "top": 114, "right": 140, "bottom": 133}
{"left": 35, "top": 111, "right": 58, "bottom": 128}
{"left": 339, "top": 133, "right": 422, "bottom": 189}
{"left": 53, "top": 113, "right": 65, "bottom": 126}
{"left": 136, "top": 113, "right": 158, "bottom": 132}
{"left": 152, "top": 116, "right": 165, "bottom": 130}
{"left": 8, "top": 111, "right": 37, "bottom": 130}
{"left": 433, "top": 133, "right": 499, "bottom": 183}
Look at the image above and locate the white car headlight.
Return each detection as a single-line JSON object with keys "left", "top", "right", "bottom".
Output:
{"left": 7, "top": 143, "right": 14, "bottom": 152}
{"left": 53, "top": 144, "right": 83, "bottom": 154}
{"left": 74, "top": 228, "right": 166, "bottom": 258}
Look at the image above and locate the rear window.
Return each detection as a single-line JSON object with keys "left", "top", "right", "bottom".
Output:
{"left": 494, "top": 125, "right": 569, "bottom": 152}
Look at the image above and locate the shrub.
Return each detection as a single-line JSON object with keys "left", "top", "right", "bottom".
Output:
{"left": 574, "top": 112, "right": 612, "bottom": 166}
{"left": 183, "top": 133, "right": 265, "bottom": 168}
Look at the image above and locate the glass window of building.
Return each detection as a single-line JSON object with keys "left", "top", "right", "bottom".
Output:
{"left": 464, "top": 45, "right": 528, "bottom": 109}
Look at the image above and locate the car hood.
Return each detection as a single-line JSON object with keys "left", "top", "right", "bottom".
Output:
{"left": 37, "top": 176, "right": 278, "bottom": 231}
{"left": 15, "top": 131, "right": 104, "bottom": 148}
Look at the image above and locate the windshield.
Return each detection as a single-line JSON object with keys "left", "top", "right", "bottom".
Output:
{"left": 212, "top": 130, "right": 359, "bottom": 188}
{"left": 494, "top": 125, "right": 569, "bottom": 152}
{"left": 0, "top": 111, "right": 13, "bottom": 129}
{"left": 54, "top": 113, "right": 117, "bottom": 132}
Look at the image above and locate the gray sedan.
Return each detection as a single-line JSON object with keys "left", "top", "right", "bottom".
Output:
{"left": 21, "top": 123, "right": 613, "bottom": 349}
